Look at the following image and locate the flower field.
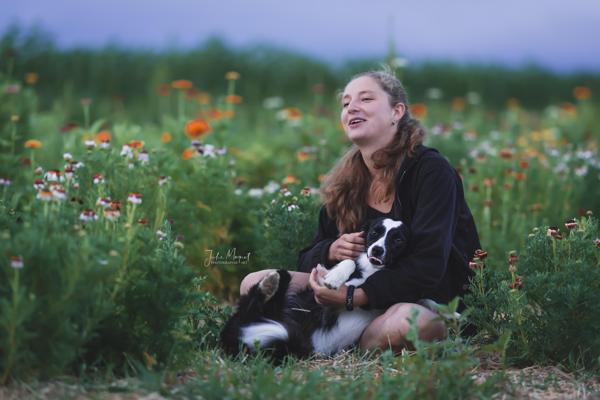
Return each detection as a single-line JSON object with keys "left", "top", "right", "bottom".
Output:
{"left": 1, "top": 43, "right": 600, "bottom": 397}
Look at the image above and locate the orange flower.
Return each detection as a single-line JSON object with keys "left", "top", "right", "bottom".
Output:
{"left": 208, "top": 108, "right": 223, "bottom": 120}
{"left": 24, "top": 139, "right": 43, "bottom": 149}
{"left": 221, "top": 110, "right": 235, "bottom": 119}
{"left": 519, "top": 160, "right": 529, "bottom": 169}
{"left": 160, "top": 132, "right": 172, "bottom": 143}
{"left": 129, "top": 140, "right": 145, "bottom": 149}
{"left": 411, "top": 103, "right": 427, "bottom": 118}
{"left": 185, "top": 119, "right": 211, "bottom": 139}
{"left": 182, "top": 148, "right": 196, "bottom": 160}
{"left": 285, "top": 107, "right": 302, "bottom": 120}
{"left": 25, "top": 72, "right": 39, "bottom": 85}
{"left": 197, "top": 92, "right": 211, "bottom": 104}
{"left": 451, "top": 97, "right": 465, "bottom": 111}
{"left": 297, "top": 151, "right": 311, "bottom": 162}
{"left": 515, "top": 172, "right": 526, "bottom": 181}
{"left": 156, "top": 84, "right": 170, "bottom": 97}
{"left": 573, "top": 86, "right": 591, "bottom": 101}
{"left": 507, "top": 98, "right": 519, "bottom": 110}
{"left": 499, "top": 148, "right": 514, "bottom": 159}
{"left": 171, "top": 80, "right": 193, "bottom": 90}
{"left": 483, "top": 178, "right": 494, "bottom": 188}
{"left": 225, "top": 71, "right": 240, "bottom": 81}
{"left": 225, "top": 95, "right": 243, "bottom": 104}
{"left": 560, "top": 102, "right": 577, "bottom": 117}
{"left": 95, "top": 130, "right": 112, "bottom": 143}
{"left": 282, "top": 175, "right": 299, "bottom": 185}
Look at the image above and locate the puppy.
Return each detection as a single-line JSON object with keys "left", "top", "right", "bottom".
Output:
{"left": 220, "top": 217, "right": 409, "bottom": 361}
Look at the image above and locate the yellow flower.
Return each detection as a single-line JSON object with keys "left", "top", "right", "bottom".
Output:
{"left": 24, "top": 139, "right": 43, "bottom": 149}
{"left": 25, "top": 73, "right": 39, "bottom": 85}
{"left": 225, "top": 71, "right": 240, "bottom": 81}
{"left": 160, "top": 132, "right": 172, "bottom": 143}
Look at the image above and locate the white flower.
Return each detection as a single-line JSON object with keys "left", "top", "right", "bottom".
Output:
{"left": 100, "top": 140, "right": 110, "bottom": 149}
{"left": 286, "top": 204, "right": 299, "bottom": 212}
{"left": 127, "top": 193, "right": 143, "bottom": 205}
{"left": 264, "top": 181, "right": 280, "bottom": 194}
{"left": 51, "top": 188, "right": 66, "bottom": 201}
{"left": 63, "top": 153, "right": 73, "bottom": 161}
{"left": 234, "top": 188, "right": 243, "bottom": 196}
{"left": 158, "top": 176, "right": 171, "bottom": 186}
{"left": 0, "top": 178, "right": 12, "bottom": 186}
{"left": 36, "top": 190, "right": 53, "bottom": 201}
{"left": 96, "top": 197, "right": 112, "bottom": 208}
{"left": 575, "top": 165, "right": 588, "bottom": 177}
{"left": 92, "top": 174, "right": 105, "bottom": 185}
{"left": 263, "top": 96, "right": 284, "bottom": 110}
{"left": 79, "top": 209, "right": 98, "bottom": 222}
{"left": 466, "top": 91, "right": 481, "bottom": 105}
{"left": 45, "top": 170, "right": 64, "bottom": 182}
{"left": 33, "top": 179, "right": 45, "bottom": 190}
{"left": 137, "top": 150, "right": 150, "bottom": 164}
{"left": 120, "top": 144, "right": 133, "bottom": 158}
{"left": 104, "top": 209, "right": 121, "bottom": 221}
{"left": 156, "top": 230, "right": 167, "bottom": 241}
{"left": 426, "top": 88, "right": 443, "bottom": 100}
{"left": 84, "top": 140, "right": 96, "bottom": 149}
{"left": 248, "top": 188, "right": 264, "bottom": 198}
{"left": 10, "top": 256, "right": 24, "bottom": 269}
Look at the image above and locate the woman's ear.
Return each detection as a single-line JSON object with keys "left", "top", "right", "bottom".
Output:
{"left": 393, "top": 103, "right": 406, "bottom": 121}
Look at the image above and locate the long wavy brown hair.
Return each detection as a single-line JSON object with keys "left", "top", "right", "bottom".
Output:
{"left": 321, "top": 70, "right": 426, "bottom": 233}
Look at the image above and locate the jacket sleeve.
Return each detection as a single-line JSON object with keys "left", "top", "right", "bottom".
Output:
{"left": 297, "top": 206, "right": 338, "bottom": 273}
{"left": 359, "top": 158, "right": 459, "bottom": 309}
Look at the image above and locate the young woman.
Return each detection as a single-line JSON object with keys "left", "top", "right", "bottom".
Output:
{"left": 240, "top": 70, "right": 480, "bottom": 352}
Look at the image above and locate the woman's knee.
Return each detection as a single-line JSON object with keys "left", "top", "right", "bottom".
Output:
{"left": 359, "top": 303, "right": 447, "bottom": 351}
{"left": 239, "top": 269, "right": 275, "bottom": 295}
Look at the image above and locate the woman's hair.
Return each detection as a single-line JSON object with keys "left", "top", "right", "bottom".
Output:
{"left": 321, "top": 69, "right": 426, "bottom": 233}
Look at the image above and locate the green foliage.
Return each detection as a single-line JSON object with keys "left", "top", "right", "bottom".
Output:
{"left": 465, "top": 216, "right": 600, "bottom": 371}
{"left": 256, "top": 187, "right": 321, "bottom": 269}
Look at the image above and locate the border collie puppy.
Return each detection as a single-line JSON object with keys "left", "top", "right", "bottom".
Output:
{"left": 220, "top": 217, "right": 409, "bottom": 360}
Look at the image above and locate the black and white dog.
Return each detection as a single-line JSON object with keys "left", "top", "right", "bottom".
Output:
{"left": 220, "top": 217, "right": 409, "bottom": 360}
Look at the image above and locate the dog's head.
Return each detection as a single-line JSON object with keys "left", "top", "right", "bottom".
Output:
{"left": 362, "top": 217, "right": 408, "bottom": 268}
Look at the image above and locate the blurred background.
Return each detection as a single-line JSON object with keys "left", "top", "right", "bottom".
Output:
{"left": 2, "top": 0, "right": 600, "bottom": 119}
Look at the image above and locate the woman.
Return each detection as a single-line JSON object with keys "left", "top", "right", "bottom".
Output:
{"left": 241, "top": 70, "right": 480, "bottom": 352}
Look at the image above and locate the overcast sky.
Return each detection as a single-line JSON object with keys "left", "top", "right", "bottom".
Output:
{"left": 2, "top": 0, "right": 600, "bottom": 72}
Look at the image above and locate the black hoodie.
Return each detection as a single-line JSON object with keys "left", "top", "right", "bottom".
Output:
{"left": 297, "top": 145, "right": 481, "bottom": 310}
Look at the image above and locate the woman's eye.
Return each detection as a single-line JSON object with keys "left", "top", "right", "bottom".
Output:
{"left": 362, "top": 98, "right": 372, "bottom": 102}
{"left": 342, "top": 103, "right": 349, "bottom": 108}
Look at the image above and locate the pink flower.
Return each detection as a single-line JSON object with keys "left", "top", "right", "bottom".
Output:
{"left": 10, "top": 256, "right": 24, "bottom": 269}
{"left": 92, "top": 174, "right": 105, "bottom": 185}
{"left": 547, "top": 226, "right": 562, "bottom": 240}
{"left": 37, "top": 189, "right": 53, "bottom": 202}
{"left": 127, "top": 193, "right": 143, "bottom": 205}
{"left": 79, "top": 209, "right": 98, "bottom": 222}
{"left": 564, "top": 219, "right": 577, "bottom": 231}
{"left": 33, "top": 179, "right": 45, "bottom": 190}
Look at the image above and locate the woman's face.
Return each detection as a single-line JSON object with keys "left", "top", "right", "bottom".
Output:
{"left": 340, "top": 76, "right": 405, "bottom": 149}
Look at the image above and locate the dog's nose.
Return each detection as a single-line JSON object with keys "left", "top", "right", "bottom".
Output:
{"left": 371, "top": 246, "right": 384, "bottom": 257}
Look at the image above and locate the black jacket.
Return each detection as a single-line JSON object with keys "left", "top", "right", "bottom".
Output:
{"left": 297, "top": 145, "right": 480, "bottom": 310}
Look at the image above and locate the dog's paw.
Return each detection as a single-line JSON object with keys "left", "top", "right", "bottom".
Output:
{"left": 258, "top": 271, "right": 280, "bottom": 302}
{"left": 322, "top": 267, "right": 351, "bottom": 290}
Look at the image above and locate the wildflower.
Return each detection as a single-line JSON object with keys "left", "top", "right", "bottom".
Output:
{"left": 515, "top": 172, "right": 526, "bottom": 181}
{"left": 474, "top": 249, "right": 488, "bottom": 260}
{"left": 156, "top": 83, "right": 170, "bottom": 97}
{"left": 4, "top": 84, "right": 21, "bottom": 94}
{"left": 469, "top": 261, "right": 480, "bottom": 270}
{"left": 185, "top": 119, "right": 211, "bottom": 139}
{"left": 282, "top": 175, "right": 299, "bottom": 185}
{"left": 499, "top": 148, "right": 514, "bottom": 159}
{"left": 197, "top": 92, "right": 211, "bottom": 105}
{"left": 225, "top": 95, "right": 243, "bottom": 104}
{"left": 70, "top": 161, "right": 84, "bottom": 170}
{"left": 137, "top": 150, "right": 150, "bottom": 164}
{"left": 104, "top": 208, "right": 121, "bottom": 221}
{"left": 564, "top": 219, "right": 577, "bottom": 230}
{"left": 45, "top": 170, "right": 63, "bottom": 182}
{"left": 198, "top": 144, "right": 216, "bottom": 157}
{"left": 182, "top": 148, "right": 196, "bottom": 160}
{"left": 63, "top": 153, "right": 73, "bottom": 161}
{"left": 96, "top": 130, "right": 112, "bottom": 143}
{"left": 120, "top": 144, "right": 133, "bottom": 158}
{"left": 128, "top": 193, "right": 143, "bottom": 205}
{"left": 96, "top": 197, "right": 112, "bottom": 208}
{"left": 137, "top": 218, "right": 149, "bottom": 225}
{"left": 225, "top": 71, "right": 240, "bottom": 81}
{"left": 24, "top": 139, "right": 43, "bottom": 149}
{"left": 84, "top": 140, "right": 96, "bottom": 149}
{"left": 452, "top": 97, "right": 465, "bottom": 111}
{"left": 0, "top": 178, "right": 12, "bottom": 186}
{"left": 158, "top": 176, "right": 171, "bottom": 186}
{"left": 79, "top": 209, "right": 98, "bottom": 222}
{"left": 25, "top": 72, "right": 39, "bottom": 85}
{"left": 263, "top": 96, "right": 284, "bottom": 109}
{"left": 156, "top": 230, "right": 167, "bottom": 240}
{"left": 110, "top": 200, "right": 121, "bottom": 210}
{"left": 483, "top": 178, "right": 494, "bottom": 188}
{"left": 100, "top": 140, "right": 110, "bottom": 149}
{"left": 264, "top": 181, "right": 280, "bottom": 194}
{"left": 92, "top": 174, "right": 105, "bottom": 185}
{"left": 519, "top": 160, "right": 529, "bottom": 169}
{"left": 297, "top": 151, "right": 311, "bottom": 162}
{"left": 287, "top": 204, "right": 299, "bottom": 212}
{"left": 510, "top": 275, "right": 523, "bottom": 290}
{"left": 32, "top": 179, "right": 44, "bottom": 190}
{"left": 411, "top": 103, "right": 427, "bottom": 118}
{"left": 10, "top": 256, "right": 24, "bottom": 269}
{"left": 51, "top": 187, "right": 66, "bottom": 201}
{"left": 129, "top": 140, "right": 144, "bottom": 149}
{"left": 575, "top": 166, "right": 588, "bottom": 177}
{"left": 248, "top": 188, "right": 264, "bottom": 198}
{"left": 508, "top": 251, "right": 518, "bottom": 265}
{"left": 171, "top": 80, "right": 193, "bottom": 90}
{"left": 573, "top": 86, "right": 591, "bottom": 101}
{"left": 426, "top": 88, "right": 443, "bottom": 100}
{"left": 278, "top": 107, "right": 303, "bottom": 121}
{"left": 160, "top": 132, "right": 172, "bottom": 143}
{"left": 11, "top": 115, "right": 20, "bottom": 123}
{"left": 593, "top": 238, "right": 600, "bottom": 247}
{"left": 301, "top": 187, "right": 312, "bottom": 196}
{"left": 547, "top": 226, "right": 562, "bottom": 240}
{"left": 60, "top": 122, "right": 80, "bottom": 132}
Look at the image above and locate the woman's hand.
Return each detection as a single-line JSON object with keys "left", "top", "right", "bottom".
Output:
{"left": 328, "top": 231, "right": 365, "bottom": 263}
{"left": 309, "top": 268, "right": 347, "bottom": 306}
